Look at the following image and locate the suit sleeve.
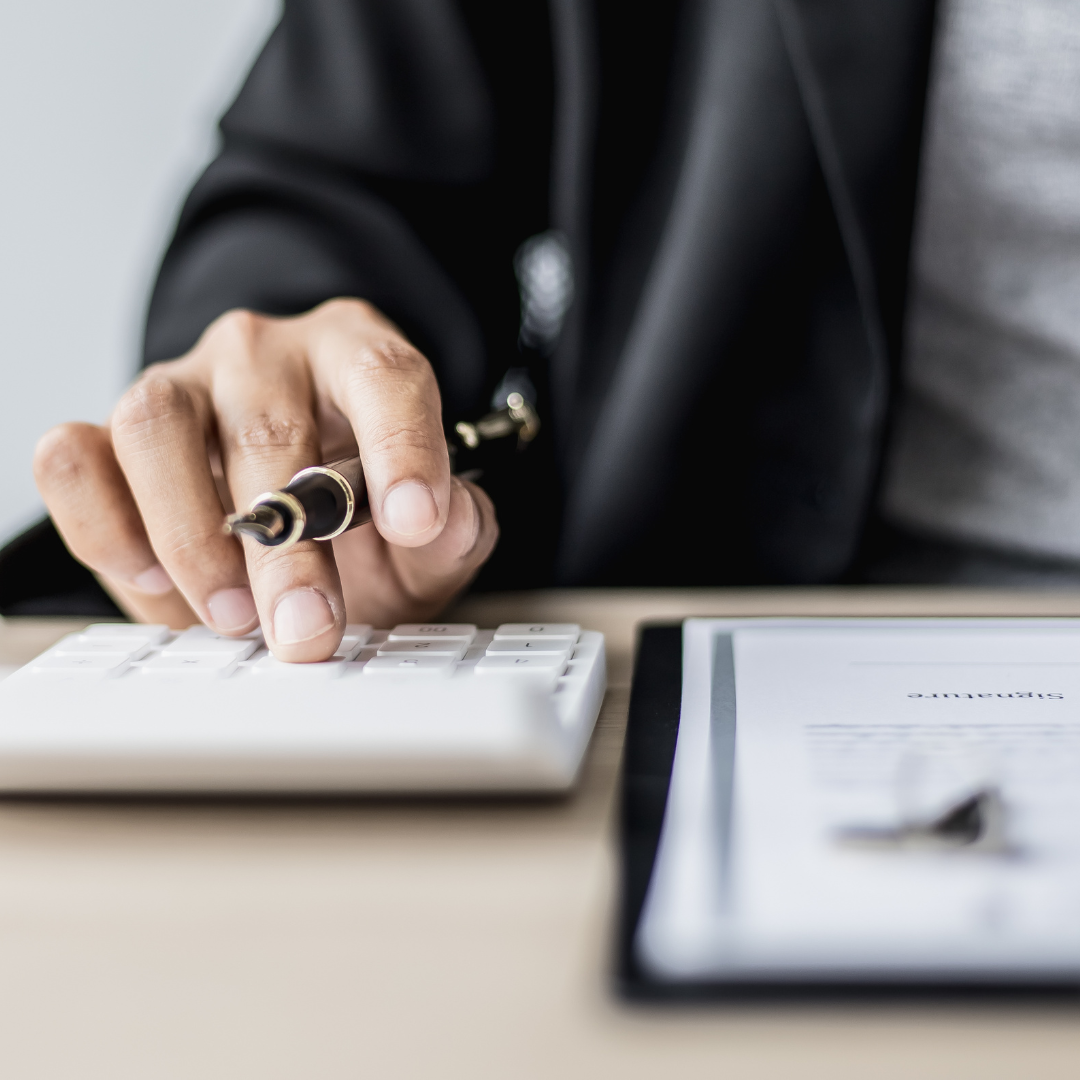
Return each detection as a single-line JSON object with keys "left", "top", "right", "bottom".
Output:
{"left": 142, "top": 0, "right": 494, "bottom": 417}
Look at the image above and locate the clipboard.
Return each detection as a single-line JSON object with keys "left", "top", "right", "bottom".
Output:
{"left": 618, "top": 621, "right": 1080, "bottom": 999}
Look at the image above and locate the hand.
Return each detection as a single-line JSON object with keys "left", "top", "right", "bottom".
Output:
{"left": 33, "top": 299, "right": 499, "bottom": 660}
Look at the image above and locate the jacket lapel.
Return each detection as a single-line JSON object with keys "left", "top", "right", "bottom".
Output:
{"left": 556, "top": 0, "right": 936, "bottom": 584}
{"left": 557, "top": 0, "right": 819, "bottom": 582}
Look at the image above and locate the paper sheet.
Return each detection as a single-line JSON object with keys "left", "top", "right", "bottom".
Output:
{"left": 637, "top": 619, "right": 1080, "bottom": 982}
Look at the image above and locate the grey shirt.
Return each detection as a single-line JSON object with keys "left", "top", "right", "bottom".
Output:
{"left": 881, "top": 0, "right": 1080, "bottom": 561}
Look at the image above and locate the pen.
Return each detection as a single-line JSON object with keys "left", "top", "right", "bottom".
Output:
{"left": 223, "top": 387, "right": 540, "bottom": 549}
{"left": 224, "top": 455, "right": 369, "bottom": 548}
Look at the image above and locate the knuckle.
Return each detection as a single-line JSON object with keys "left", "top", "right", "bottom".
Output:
{"left": 112, "top": 373, "right": 194, "bottom": 439}
{"left": 203, "top": 308, "right": 266, "bottom": 353}
{"left": 163, "top": 523, "right": 225, "bottom": 561}
{"left": 314, "top": 296, "right": 378, "bottom": 323}
{"left": 231, "top": 413, "right": 315, "bottom": 453}
{"left": 151, "top": 521, "right": 237, "bottom": 577}
{"left": 33, "top": 423, "right": 97, "bottom": 488}
{"left": 364, "top": 419, "right": 445, "bottom": 460}
{"left": 342, "top": 343, "right": 436, "bottom": 415}
{"left": 353, "top": 339, "right": 431, "bottom": 378}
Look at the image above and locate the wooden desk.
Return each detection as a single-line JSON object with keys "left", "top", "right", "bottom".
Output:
{"left": 3, "top": 589, "right": 1080, "bottom": 1079}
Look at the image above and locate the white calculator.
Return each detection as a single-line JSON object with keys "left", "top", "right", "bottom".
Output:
{"left": 0, "top": 622, "right": 606, "bottom": 794}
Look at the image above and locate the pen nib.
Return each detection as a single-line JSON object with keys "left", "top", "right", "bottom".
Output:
{"left": 224, "top": 505, "right": 286, "bottom": 544}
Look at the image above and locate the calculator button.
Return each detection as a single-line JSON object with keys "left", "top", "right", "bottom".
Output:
{"left": 162, "top": 627, "right": 259, "bottom": 659}
{"left": 51, "top": 636, "right": 151, "bottom": 660}
{"left": 335, "top": 625, "right": 373, "bottom": 660}
{"left": 493, "top": 624, "right": 580, "bottom": 640}
{"left": 251, "top": 655, "right": 346, "bottom": 679}
{"left": 484, "top": 638, "right": 575, "bottom": 656}
{"left": 363, "top": 655, "right": 456, "bottom": 677}
{"left": 140, "top": 654, "right": 239, "bottom": 677}
{"left": 377, "top": 640, "right": 467, "bottom": 658}
{"left": 79, "top": 623, "right": 170, "bottom": 645}
{"left": 169, "top": 623, "right": 263, "bottom": 642}
{"left": 30, "top": 654, "right": 132, "bottom": 678}
{"left": 387, "top": 624, "right": 476, "bottom": 643}
{"left": 474, "top": 654, "right": 568, "bottom": 677}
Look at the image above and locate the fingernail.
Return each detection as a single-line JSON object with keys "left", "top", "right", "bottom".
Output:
{"left": 382, "top": 481, "right": 438, "bottom": 537}
{"left": 273, "top": 588, "right": 335, "bottom": 645}
{"left": 132, "top": 563, "right": 173, "bottom": 596}
{"left": 207, "top": 587, "right": 258, "bottom": 633}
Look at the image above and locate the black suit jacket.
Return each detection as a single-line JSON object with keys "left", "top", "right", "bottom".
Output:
{"left": 1, "top": 0, "right": 938, "bottom": 613}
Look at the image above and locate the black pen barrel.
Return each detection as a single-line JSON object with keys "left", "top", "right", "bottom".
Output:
{"left": 286, "top": 455, "right": 371, "bottom": 542}
{"left": 225, "top": 454, "right": 371, "bottom": 548}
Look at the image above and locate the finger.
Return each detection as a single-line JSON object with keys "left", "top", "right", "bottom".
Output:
{"left": 109, "top": 366, "right": 258, "bottom": 636}
{"left": 305, "top": 300, "right": 451, "bottom": 549}
{"left": 33, "top": 422, "right": 196, "bottom": 627}
{"left": 207, "top": 313, "right": 345, "bottom": 661}
{"left": 388, "top": 478, "right": 499, "bottom": 608}
{"left": 95, "top": 572, "right": 199, "bottom": 629}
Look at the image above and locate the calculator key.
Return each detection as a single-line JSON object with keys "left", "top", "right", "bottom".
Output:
{"left": 162, "top": 626, "right": 259, "bottom": 659}
{"left": 30, "top": 654, "right": 132, "bottom": 678}
{"left": 363, "top": 655, "right": 457, "bottom": 677}
{"left": 484, "top": 638, "right": 575, "bottom": 656}
{"left": 556, "top": 670, "right": 586, "bottom": 688}
{"left": 335, "top": 625, "right": 373, "bottom": 660}
{"left": 79, "top": 623, "right": 170, "bottom": 645}
{"left": 377, "top": 640, "right": 467, "bottom": 658}
{"left": 387, "top": 624, "right": 476, "bottom": 643}
{"left": 171, "top": 623, "right": 263, "bottom": 642}
{"left": 51, "top": 636, "right": 152, "bottom": 660}
{"left": 557, "top": 660, "right": 591, "bottom": 686}
{"left": 474, "top": 654, "right": 568, "bottom": 677}
{"left": 140, "top": 654, "right": 239, "bottom": 677}
{"left": 251, "top": 655, "right": 346, "bottom": 679}
{"left": 493, "top": 624, "right": 580, "bottom": 640}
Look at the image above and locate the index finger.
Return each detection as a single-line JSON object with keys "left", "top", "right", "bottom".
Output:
{"left": 303, "top": 300, "right": 451, "bottom": 548}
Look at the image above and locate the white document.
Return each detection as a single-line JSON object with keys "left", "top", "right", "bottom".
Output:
{"left": 637, "top": 619, "right": 1080, "bottom": 983}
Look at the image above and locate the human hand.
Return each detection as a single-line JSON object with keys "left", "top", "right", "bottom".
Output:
{"left": 33, "top": 299, "right": 498, "bottom": 660}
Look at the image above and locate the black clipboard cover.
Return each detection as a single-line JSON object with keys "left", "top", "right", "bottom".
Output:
{"left": 616, "top": 623, "right": 1080, "bottom": 1001}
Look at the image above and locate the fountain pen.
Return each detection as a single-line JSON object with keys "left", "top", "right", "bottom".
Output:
{"left": 224, "top": 388, "right": 540, "bottom": 550}
{"left": 224, "top": 455, "right": 370, "bottom": 548}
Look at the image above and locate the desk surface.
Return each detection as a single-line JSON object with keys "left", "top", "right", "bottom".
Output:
{"left": 4, "top": 588, "right": 1080, "bottom": 1079}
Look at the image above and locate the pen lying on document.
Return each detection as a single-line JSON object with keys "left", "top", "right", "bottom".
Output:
{"left": 223, "top": 390, "right": 540, "bottom": 549}
{"left": 835, "top": 786, "right": 1011, "bottom": 855}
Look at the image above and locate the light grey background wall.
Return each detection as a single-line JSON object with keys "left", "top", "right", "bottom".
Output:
{"left": 0, "top": 0, "right": 280, "bottom": 545}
